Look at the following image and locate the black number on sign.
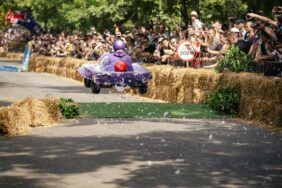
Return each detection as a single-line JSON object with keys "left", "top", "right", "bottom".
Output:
{"left": 180, "top": 51, "right": 191, "bottom": 55}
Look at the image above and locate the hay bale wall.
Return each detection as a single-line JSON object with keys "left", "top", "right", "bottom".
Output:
{"left": 218, "top": 73, "right": 282, "bottom": 127}
{"left": 29, "top": 55, "right": 96, "bottom": 82}
{"left": 0, "top": 97, "right": 60, "bottom": 136}
{"left": 6, "top": 55, "right": 282, "bottom": 127}
{"left": 0, "top": 52, "right": 24, "bottom": 61}
{"left": 140, "top": 65, "right": 220, "bottom": 103}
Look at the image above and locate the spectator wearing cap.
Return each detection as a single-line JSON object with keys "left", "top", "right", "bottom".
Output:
{"left": 191, "top": 11, "right": 203, "bottom": 32}
{"left": 234, "top": 19, "right": 246, "bottom": 39}
{"left": 230, "top": 27, "right": 240, "bottom": 38}
{"left": 228, "top": 32, "right": 251, "bottom": 54}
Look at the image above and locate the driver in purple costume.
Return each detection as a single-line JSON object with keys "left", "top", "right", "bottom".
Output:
{"left": 100, "top": 40, "right": 134, "bottom": 72}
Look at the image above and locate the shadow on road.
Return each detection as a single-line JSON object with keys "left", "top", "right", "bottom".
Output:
{"left": 0, "top": 100, "right": 12, "bottom": 107}
{"left": 37, "top": 85, "right": 126, "bottom": 95}
{"left": 0, "top": 120, "right": 281, "bottom": 187}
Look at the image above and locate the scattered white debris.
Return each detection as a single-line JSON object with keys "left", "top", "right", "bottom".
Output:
{"left": 175, "top": 169, "right": 181, "bottom": 175}
{"left": 265, "top": 176, "right": 272, "bottom": 181}
{"left": 209, "top": 134, "right": 213, "bottom": 140}
{"left": 243, "top": 126, "right": 248, "bottom": 131}
{"left": 175, "top": 159, "right": 185, "bottom": 162}
{"left": 147, "top": 161, "right": 152, "bottom": 166}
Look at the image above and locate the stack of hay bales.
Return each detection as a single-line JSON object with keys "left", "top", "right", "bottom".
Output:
{"left": 219, "top": 73, "right": 282, "bottom": 127}
{"left": 0, "top": 52, "right": 24, "bottom": 61}
{"left": 0, "top": 52, "right": 8, "bottom": 57}
{"left": 29, "top": 55, "right": 96, "bottom": 82}
{"left": 7, "top": 52, "right": 24, "bottom": 61}
{"left": 0, "top": 97, "right": 60, "bottom": 136}
{"left": 142, "top": 65, "right": 220, "bottom": 103}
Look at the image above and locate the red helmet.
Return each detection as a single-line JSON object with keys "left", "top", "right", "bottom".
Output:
{"left": 114, "top": 60, "right": 128, "bottom": 72}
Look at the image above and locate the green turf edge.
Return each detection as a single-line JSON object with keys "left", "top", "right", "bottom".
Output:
{"left": 78, "top": 102, "right": 227, "bottom": 119}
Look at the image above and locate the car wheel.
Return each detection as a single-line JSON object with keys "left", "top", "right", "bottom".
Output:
{"left": 138, "top": 84, "right": 148, "bottom": 95}
{"left": 84, "top": 78, "right": 91, "bottom": 88}
{"left": 91, "top": 81, "right": 100, "bottom": 94}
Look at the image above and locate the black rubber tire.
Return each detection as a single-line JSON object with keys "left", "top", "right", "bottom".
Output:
{"left": 138, "top": 84, "right": 148, "bottom": 95}
{"left": 84, "top": 78, "right": 91, "bottom": 88}
{"left": 91, "top": 81, "right": 101, "bottom": 94}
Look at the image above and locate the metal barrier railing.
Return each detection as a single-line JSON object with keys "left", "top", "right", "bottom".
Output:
{"left": 254, "top": 61, "right": 282, "bottom": 77}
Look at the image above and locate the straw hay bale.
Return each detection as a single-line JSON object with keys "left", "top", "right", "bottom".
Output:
{"left": 0, "top": 52, "right": 7, "bottom": 57}
{"left": 62, "top": 67, "right": 68, "bottom": 77}
{"left": 74, "top": 71, "right": 83, "bottom": 82}
{"left": 0, "top": 52, "right": 23, "bottom": 60}
{"left": 6, "top": 52, "right": 24, "bottom": 60}
{"left": 50, "top": 66, "right": 57, "bottom": 74}
{"left": 57, "top": 67, "right": 62, "bottom": 76}
{"left": 28, "top": 56, "right": 96, "bottom": 82}
{"left": 219, "top": 73, "right": 282, "bottom": 104}
{"left": 40, "top": 97, "right": 61, "bottom": 124}
{"left": 144, "top": 65, "right": 220, "bottom": 103}
{"left": 0, "top": 106, "right": 31, "bottom": 136}
{"left": 0, "top": 97, "right": 60, "bottom": 136}
{"left": 239, "top": 96, "right": 282, "bottom": 127}
{"left": 67, "top": 69, "right": 76, "bottom": 79}
{"left": 13, "top": 97, "right": 60, "bottom": 127}
{"left": 65, "top": 58, "right": 74, "bottom": 69}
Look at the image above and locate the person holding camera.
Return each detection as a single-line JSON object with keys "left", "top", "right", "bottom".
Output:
{"left": 247, "top": 6, "right": 282, "bottom": 27}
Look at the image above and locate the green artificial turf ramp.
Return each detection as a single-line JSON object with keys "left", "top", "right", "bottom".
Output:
{"left": 79, "top": 103, "right": 225, "bottom": 119}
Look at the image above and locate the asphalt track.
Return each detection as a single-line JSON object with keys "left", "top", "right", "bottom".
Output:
{"left": 0, "top": 58, "right": 151, "bottom": 106}
{"left": 0, "top": 58, "right": 282, "bottom": 188}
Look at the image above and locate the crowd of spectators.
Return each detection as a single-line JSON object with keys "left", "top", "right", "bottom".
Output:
{"left": 2, "top": 6, "right": 282, "bottom": 68}
{"left": 0, "top": 27, "right": 30, "bottom": 46}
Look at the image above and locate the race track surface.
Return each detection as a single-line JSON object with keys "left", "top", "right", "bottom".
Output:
{"left": 0, "top": 119, "right": 282, "bottom": 188}
{"left": 0, "top": 59, "right": 149, "bottom": 105}
{"left": 1, "top": 58, "right": 282, "bottom": 187}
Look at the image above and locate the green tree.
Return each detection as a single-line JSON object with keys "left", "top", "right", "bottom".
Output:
{"left": 1, "top": 0, "right": 280, "bottom": 33}
{"left": 199, "top": 0, "right": 248, "bottom": 24}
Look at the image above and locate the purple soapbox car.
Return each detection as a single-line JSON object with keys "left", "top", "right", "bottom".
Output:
{"left": 77, "top": 53, "right": 152, "bottom": 94}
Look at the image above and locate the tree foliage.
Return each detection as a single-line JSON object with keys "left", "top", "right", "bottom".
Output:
{"left": 0, "top": 0, "right": 280, "bottom": 32}
{"left": 215, "top": 45, "right": 254, "bottom": 73}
